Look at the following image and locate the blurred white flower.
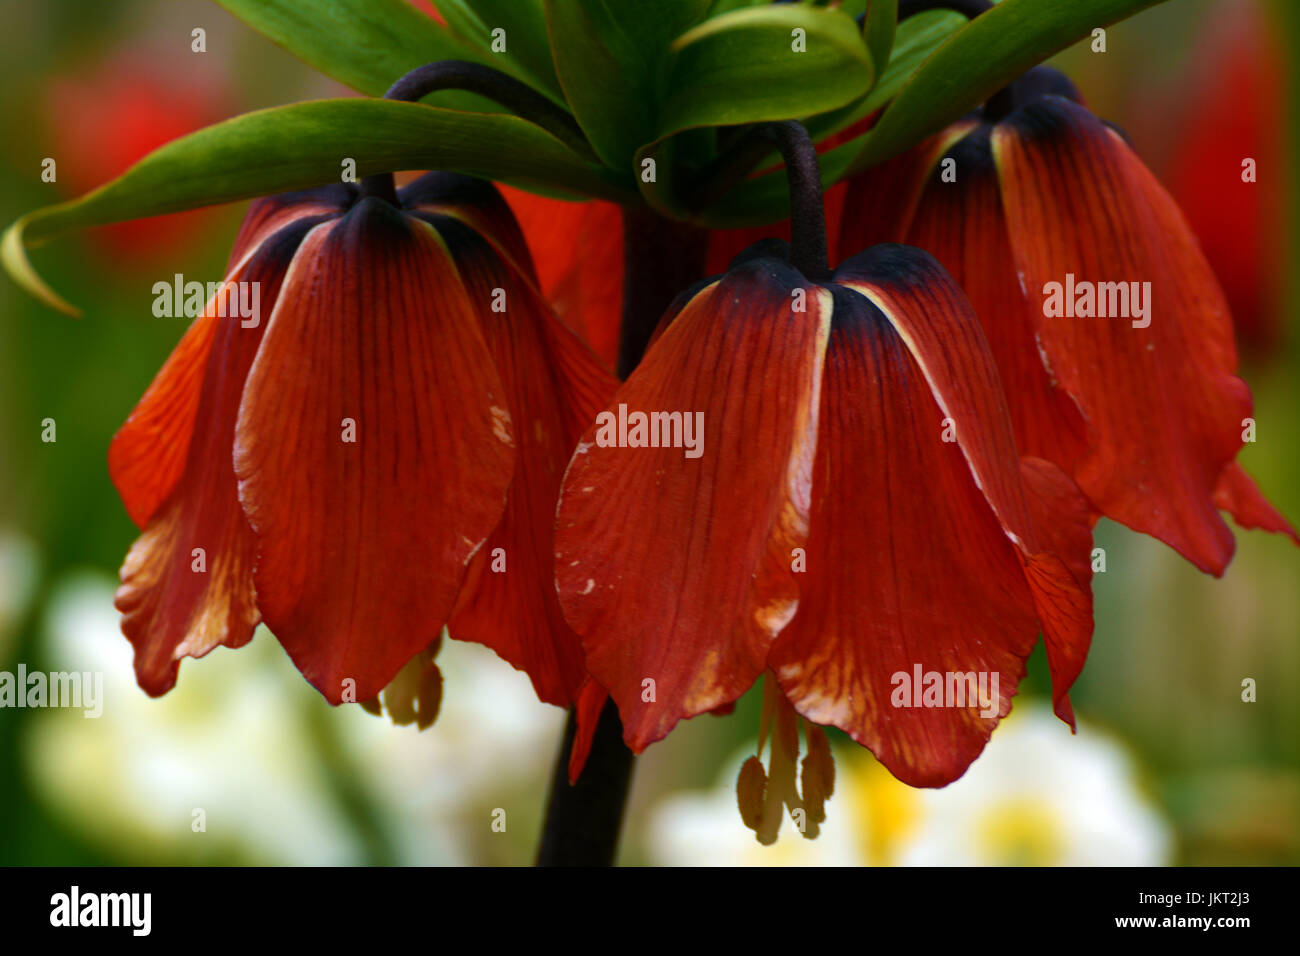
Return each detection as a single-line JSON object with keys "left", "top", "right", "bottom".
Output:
{"left": 24, "top": 570, "right": 564, "bottom": 864}
{"left": 894, "top": 706, "right": 1172, "bottom": 866}
{"left": 646, "top": 704, "right": 1171, "bottom": 866}
{"left": 336, "top": 635, "right": 565, "bottom": 859}
{"left": 25, "top": 572, "right": 361, "bottom": 864}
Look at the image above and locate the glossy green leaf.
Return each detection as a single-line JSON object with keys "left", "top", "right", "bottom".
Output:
{"left": 215, "top": 0, "right": 490, "bottom": 107}
{"left": 3, "top": 99, "right": 626, "bottom": 315}
{"left": 848, "top": 0, "right": 1170, "bottom": 172}
{"left": 657, "top": 4, "right": 875, "bottom": 138}
{"left": 437, "top": 0, "right": 566, "bottom": 103}
{"left": 804, "top": 9, "right": 966, "bottom": 142}
{"left": 862, "top": 0, "right": 898, "bottom": 78}
{"left": 705, "top": 0, "right": 764, "bottom": 15}
{"left": 545, "top": 0, "right": 711, "bottom": 170}
{"left": 679, "top": 7, "right": 960, "bottom": 226}
{"left": 836, "top": 0, "right": 870, "bottom": 18}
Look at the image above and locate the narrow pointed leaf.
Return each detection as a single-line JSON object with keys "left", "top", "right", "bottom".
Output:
{"left": 706, "top": 0, "right": 766, "bottom": 15}
{"left": 215, "top": 0, "right": 490, "bottom": 106}
{"left": 436, "top": 0, "right": 566, "bottom": 103}
{"left": 3, "top": 98, "right": 626, "bottom": 314}
{"left": 804, "top": 9, "right": 966, "bottom": 143}
{"left": 862, "top": 0, "right": 899, "bottom": 78}
{"left": 847, "top": 0, "right": 1168, "bottom": 173}
{"left": 658, "top": 4, "right": 875, "bottom": 138}
{"left": 545, "top": 0, "right": 711, "bottom": 168}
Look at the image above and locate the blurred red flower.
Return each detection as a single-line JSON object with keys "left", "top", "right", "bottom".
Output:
{"left": 47, "top": 58, "right": 230, "bottom": 265}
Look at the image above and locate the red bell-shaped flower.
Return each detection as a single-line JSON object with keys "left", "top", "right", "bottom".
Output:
{"left": 555, "top": 237, "right": 1093, "bottom": 787}
{"left": 837, "top": 67, "right": 1297, "bottom": 576}
{"left": 111, "top": 174, "right": 613, "bottom": 709}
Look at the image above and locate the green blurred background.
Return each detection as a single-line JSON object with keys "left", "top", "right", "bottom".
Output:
{"left": 0, "top": 0, "right": 1296, "bottom": 866}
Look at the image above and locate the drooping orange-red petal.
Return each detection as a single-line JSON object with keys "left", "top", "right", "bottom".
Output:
{"left": 555, "top": 258, "right": 830, "bottom": 751}
{"left": 993, "top": 97, "right": 1291, "bottom": 574}
{"left": 228, "top": 186, "right": 352, "bottom": 272}
{"left": 903, "top": 126, "right": 1089, "bottom": 475}
{"left": 115, "top": 216, "right": 326, "bottom": 695}
{"left": 110, "top": 194, "right": 348, "bottom": 529}
{"left": 408, "top": 177, "right": 618, "bottom": 434}
{"left": 568, "top": 679, "right": 609, "bottom": 784}
{"left": 233, "top": 199, "right": 515, "bottom": 703}
{"left": 834, "top": 121, "right": 977, "bottom": 262}
{"left": 836, "top": 246, "right": 1093, "bottom": 729}
{"left": 403, "top": 173, "right": 538, "bottom": 282}
{"left": 768, "top": 282, "right": 1039, "bottom": 787}
{"left": 1214, "top": 462, "right": 1299, "bottom": 544}
{"left": 419, "top": 214, "right": 617, "bottom": 707}
{"left": 1017, "top": 454, "right": 1096, "bottom": 723}
{"left": 109, "top": 307, "right": 218, "bottom": 530}
{"left": 498, "top": 185, "right": 624, "bottom": 370}
{"left": 407, "top": 176, "right": 615, "bottom": 435}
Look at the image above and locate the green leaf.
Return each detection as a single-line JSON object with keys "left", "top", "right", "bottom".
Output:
{"left": 214, "top": 0, "right": 490, "bottom": 106}
{"left": 848, "top": 0, "right": 1170, "bottom": 172}
{"left": 436, "top": 0, "right": 566, "bottom": 103}
{"left": 3, "top": 99, "right": 627, "bottom": 315}
{"left": 697, "top": 0, "right": 1167, "bottom": 228}
{"left": 862, "top": 0, "right": 898, "bottom": 78}
{"left": 633, "top": 3, "right": 879, "bottom": 222}
{"left": 835, "top": 0, "right": 870, "bottom": 19}
{"left": 706, "top": 0, "right": 764, "bottom": 15}
{"left": 803, "top": 9, "right": 966, "bottom": 143}
{"left": 545, "top": 0, "right": 711, "bottom": 171}
{"left": 657, "top": 4, "right": 875, "bottom": 138}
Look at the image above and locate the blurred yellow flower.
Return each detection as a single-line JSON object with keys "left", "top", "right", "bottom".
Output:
{"left": 648, "top": 705, "right": 1171, "bottom": 866}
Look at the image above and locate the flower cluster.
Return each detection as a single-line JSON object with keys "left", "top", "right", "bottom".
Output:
{"left": 15, "top": 2, "right": 1291, "bottom": 847}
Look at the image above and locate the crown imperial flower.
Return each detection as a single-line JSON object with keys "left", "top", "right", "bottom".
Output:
{"left": 6, "top": 0, "right": 1294, "bottom": 865}
{"left": 112, "top": 174, "right": 613, "bottom": 713}
{"left": 837, "top": 66, "right": 1297, "bottom": 575}
{"left": 556, "top": 138, "right": 1095, "bottom": 789}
